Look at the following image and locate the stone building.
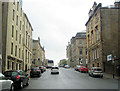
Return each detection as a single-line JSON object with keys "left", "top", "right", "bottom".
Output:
{"left": 85, "top": 1, "right": 120, "bottom": 75}
{"left": 67, "top": 32, "right": 87, "bottom": 67}
{"left": 32, "top": 37, "right": 45, "bottom": 67}
{"left": 2, "top": 0, "right": 33, "bottom": 72}
{"left": 66, "top": 43, "right": 71, "bottom": 66}
{"left": 0, "top": 1, "right": 2, "bottom": 72}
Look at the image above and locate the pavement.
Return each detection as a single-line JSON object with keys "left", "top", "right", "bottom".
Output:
{"left": 103, "top": 73, "right": 119, "bottom": 80}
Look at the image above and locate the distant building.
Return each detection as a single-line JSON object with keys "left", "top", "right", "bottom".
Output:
{"left": 66, "top": 32, "right": 87, "bottom": 67}
{"left": 85, "top": 1, "right": 120, "bottom": 75}
{"left": 32, "top": 37, "right": 45, "bottom": 67}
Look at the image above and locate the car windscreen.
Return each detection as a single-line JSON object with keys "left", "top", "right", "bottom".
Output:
{"left": 4, "top": 71, "right": 18, "bottom": 77}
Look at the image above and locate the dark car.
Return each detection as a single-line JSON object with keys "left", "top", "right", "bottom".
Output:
{"left": 30, "top": 67, "right": 41, "bottom": 77}
{"left": 39, "top": 66, "right": 44, "bottom": 73}
{"left": 4, "top": 70, "right": 29, "bottom": 89}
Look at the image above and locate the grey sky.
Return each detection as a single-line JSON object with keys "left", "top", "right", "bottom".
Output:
{"left": 22, "top": 0, "right": 115, "bottom": 65}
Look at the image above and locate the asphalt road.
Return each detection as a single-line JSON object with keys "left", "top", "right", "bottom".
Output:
{"left": 22, "top": 68, "right": 118, "bottom": 89}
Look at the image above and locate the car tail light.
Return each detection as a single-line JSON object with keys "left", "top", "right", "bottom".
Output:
{"left": 16, "top": 75, "right": 20, "bottom": 79}
{"left": 37, "top": 70, "right": 40, "bottom": 72}
{"left": 57, "top": 67, "right": 59, "bottom": 70}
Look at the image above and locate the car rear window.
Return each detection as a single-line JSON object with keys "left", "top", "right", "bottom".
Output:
{"left": 52, "top": 67, "right": 58, "bottom": 69}
{"left": 31, "top": 67, "right": 39, "bottom": 71}
{"left": 94, "top": 69, "right": 102, "bottom": 71}
{"left": 4, "top": 71, "right": 18, "bottom": 77}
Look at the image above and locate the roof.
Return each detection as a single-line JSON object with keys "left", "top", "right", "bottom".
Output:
{"left": 85, "top": 3, "right": 102, "bottom": 26}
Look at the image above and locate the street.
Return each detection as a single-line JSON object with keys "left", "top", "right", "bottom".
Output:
{"left": 20, "top": 68, "right": 118, "bottom": 90}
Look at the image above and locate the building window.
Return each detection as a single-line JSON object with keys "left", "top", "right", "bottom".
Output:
{"left": 92, "top": 50, "right": 94, "bottom": 61}
{"left": 11, "top": 42, "right": 13, "bottom": 55}
{"left": 12, "top": 62, "right": 14, "bottom": 70}
{"left": 13, "top": 0, "right": 15, "bottom": 5}
{"left": 19, "top": 64, "right": 21, "bottom": 70}
{"left": 96, "top": 26, "right": 99, "bottom": 41}
{"left": 95, "top": 49, "right": 96, "bottom": 59}
{"left": 80, "top": 49, "right": 82, "bottom": 55}
{"left": 20, "top": 21, "right": 22, "bottom": 30}
{"left": 16, "top": 15, "right": 18, "bottom": 25}
{"left": 26, "top": 50, "right": 27, "bottom": 62}
{"left": 19, "top": 48, "right": 21, "bottom": 58}
{"left": 33, "top": 50, "right": 35, "bottom": 56}
{"left": 97, "top": 47, "right": 99, "bottom": 58}
{"left": 26, "top": 32, "right": 27, "bottom": 46}
{"left": 87, "top": 26, "right": 89, "bottom": 33}
{"left": 97, "top": 63, "right": 99, "bottom": 67}
{"left": 91, "top": 20, "right": 93, "bottom": 29}
{"left": 15, "top": 45, "right": 17, "bottom": 56}
{"left": 95, "top": 14, "right": 98, "bottom": 23}
{"left": 20, "top": 8, "right": 22, "bottom": 16}
{"left": 80, "top": 41, "right": 82, "bottom": 45}
{"left": 17, "top": 2, "right": 19, "bottom": 11}
{"left": 19, "top": 34, "right": 21, "bottom": 44}
{"left": 28, "top": 52, "right": 29, "bottom": 63}
{"left": 12, "top": 10, "right": 15, "bottom": 20}
{"left": 92, "top": 64, "right": 94, "bottom": 67}
{"left": 86, "top": 49, "right": 87, "bottom": 55}
{"left": 12, "top": 25, "right": 14, "bottom": 37}
{"left": 16, "top": 30, "right": 18, "bottom": 41}
{"left": 7, "top": 61, "right": 10, "bottom": 69}
{"left": 22, "top": 50, "right": 24, "bottom": 59}
{"left": 33, "top": 43, "right": 36, "bottom": 47}
{"left": 91, "top": 31, "right": 94, "bottom": 44}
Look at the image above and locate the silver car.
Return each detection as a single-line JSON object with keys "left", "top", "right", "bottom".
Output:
{"left": 89, "top": 67, "right": 103, "bottom": 78}
{"left": 0, "top": 73, "right": 14, "bottom": 91}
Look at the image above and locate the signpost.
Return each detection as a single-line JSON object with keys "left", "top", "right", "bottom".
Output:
{"left": 107, "top": 54, "right": 112, "bottom": 61}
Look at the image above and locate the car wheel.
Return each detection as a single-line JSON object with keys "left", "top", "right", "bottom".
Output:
{"left": 26, "top": 80, "right": 29, "bottom": 86}
{"left": 89, "top": 73, "right": 91, "bottom": 76}
{"left": 10, "top": 84, "right": 14, "bottom": 91}
{"left": 38, "top": 74, "right": 40, "bottom": 77}
{"left": 19, "top": 81, "right": 24, "bottom": 89}
{"left": 101, "top": 75, "right": 103, "bottom": 78}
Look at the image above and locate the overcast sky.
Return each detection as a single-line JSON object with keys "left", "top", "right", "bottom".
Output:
{"left": 22, "top": 0, "right": 115, "bottom": 65}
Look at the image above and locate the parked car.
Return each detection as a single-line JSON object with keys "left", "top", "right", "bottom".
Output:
{"left": 89, "top": 67, "right": 103, "bottom": 78}
{"left": 75, "top": 65, "right": 81, "bottom": 71}
{"left": 51, "top": 66, "right": 59, "bottom": 74}
{"left": 64, "top": 65, "right": 70, "bottom": 68}
{"left": 0, "top": 72, "right": 14, "bottom": 91}
{"left": 30, "top": 67, "right": 41, "bottom": 77}
{"left": 4, "top": 70, "right": 29, "bottom": 89}
{"left": 78, "top": 66, "right": 88, "bottom": 73}
{"left": 39, "top": 66, "right": 44, "bottom": 73}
